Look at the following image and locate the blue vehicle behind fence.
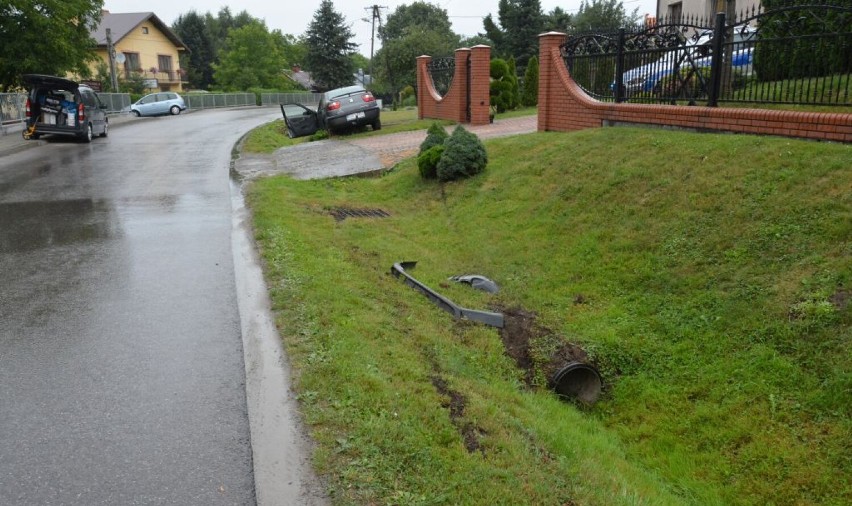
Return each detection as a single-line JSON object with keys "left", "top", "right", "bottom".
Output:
{"left": 615, "top": 26, "right": 755, "bottom": 98}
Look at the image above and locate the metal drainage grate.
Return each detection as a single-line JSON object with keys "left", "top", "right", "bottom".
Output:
{"left": 330, "top": 207, "right": 390, "bottom": 222}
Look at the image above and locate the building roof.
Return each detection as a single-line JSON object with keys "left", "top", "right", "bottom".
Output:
{"left": 91, "top": 12, "right": 188, "bottom": 52}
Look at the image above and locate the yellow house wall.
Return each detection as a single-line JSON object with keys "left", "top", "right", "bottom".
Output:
{"left": 87, "top": 20, "right": 185, "bottom": 92}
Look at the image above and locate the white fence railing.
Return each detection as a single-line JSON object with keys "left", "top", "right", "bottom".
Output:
{"left": 260, "top": 92, "right": 322, "bottom": 106}
{"left": 0, "top": 93, "right": 26, "bottom": 126}
{"left": 183, "top": 93, "right": 256, "bottom": 109}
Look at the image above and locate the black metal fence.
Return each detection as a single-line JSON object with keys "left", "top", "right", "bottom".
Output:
{"left": 562, "top": 1, "right": 852, "bottom": 107}
{"left": 426, "top": 57, "right": 456, "bottom": 97}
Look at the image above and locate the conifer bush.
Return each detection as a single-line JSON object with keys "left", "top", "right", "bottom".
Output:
{"left": 522, "top": 56, "right": 539, "bottom": 107}
{"left": 417, "top": 145, "right": 445, "bottom": 179}
{"left": 436, "top": 125, "right": 487, "bottom": 182}
{"left": 490, "top": 59, "right": 515, "bottom": 113}
{"left": 419, "top": 122, "right": 449, "bottom": 154}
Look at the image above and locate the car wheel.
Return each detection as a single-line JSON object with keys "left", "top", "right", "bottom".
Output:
{"left": 170, "top": 105, "right": 181, "bottom": 115}
{"left": 81, "top": 124, "right": 93, "bottom": 143}
{"left": 286, "top": 128, "right": 295, "bottom": 139}
{"left": 372, "top": 118, "right": 382, "bottom": 131}
{"left": 132, "top": 110, "right": 141, "bottom": 117}
{"left": 100, "top": 121, "right": 109, "bottom": 137}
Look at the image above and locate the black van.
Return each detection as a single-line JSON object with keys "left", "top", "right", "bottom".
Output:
{"left": 22, "top": 74, "right": 109, "bottom": 143}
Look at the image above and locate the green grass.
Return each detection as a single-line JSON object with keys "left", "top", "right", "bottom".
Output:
{"left": 240, "top": 119, "right": 307, "bottom": 153}
{"left": 341, "top": 108, "right": 456, "bottom": 139}
{"left": 247, "top": 128, "right": 851, "bottom": 505}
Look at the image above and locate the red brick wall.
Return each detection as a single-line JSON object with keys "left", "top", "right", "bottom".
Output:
{"left": 537, "top": 32, "right": 852, "bottom": 143}
{"left": 417, "top": 45, "right": 491, "bottom": 126}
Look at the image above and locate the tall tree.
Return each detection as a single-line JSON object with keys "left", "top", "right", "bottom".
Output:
{"left": 172, "top": 11, "right": 215, "bottom": 89}
{"left": 572, "top": 0, "right": 640, "bottom": 32}
{"left": 0, "top": 0, "right": 104, "bottom": 91}
{"left": 482, "top": 0, "right": 545, "bottom": 69}
{"left": 304, "top": 0, "right": 357, "bottom": 91}
{"left": 279, "top": 33, "right": 308, "bottom": 70}
{"left": 374, "top": 25, "right": 457, "bottom": 102}
{"left": 521, "top": 55, "right": 539, "bottom": 106}
{"left": 374, "top": 2, "right": 458, "bottom": 105}
{"left": 378, "top": 1, "right": 453, "bottom": 42}
{"left": 213, "top": 21, "right": 291, "bottom": 91}
{"left": 544, "top": 7, "right": 573, "bottom": 32}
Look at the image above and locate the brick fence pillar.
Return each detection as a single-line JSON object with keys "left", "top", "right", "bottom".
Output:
{"left": 416, "top": 55, "right": 432, "bottom": 120}
{"left": 538, "top": 32, "right": 567, "bottom": 132}
{"left": 469, "top": 45, "right": 492, "bottom": 125}
{"left": 451, "top": 48, "right": 472, "bottom": 123}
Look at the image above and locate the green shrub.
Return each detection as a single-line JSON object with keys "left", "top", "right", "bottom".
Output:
{"left": 522, "top": 56, "right": 539, "bottom": 107}
{"left": 419, "top": 122, "right": 449, "bottom": 154}
{"left": 417, "top": 144, "right": 445, "bottom": 179}
{"left": 436, "top": 125, "right": 487, "bottom": 182}
{"left": 507, "top": 56, "right": 521, "bottom": 109}
{"left": 490, "top": 59, "right": 515, "bottom": 113}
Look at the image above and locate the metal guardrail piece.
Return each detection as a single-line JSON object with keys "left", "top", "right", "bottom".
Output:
{"left": 391, "top": 261, "right": 504, "bottom": 328}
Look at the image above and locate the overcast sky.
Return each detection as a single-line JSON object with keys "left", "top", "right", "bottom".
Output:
{"left": 103, "top": 0, "right": 659, "bottom": 57}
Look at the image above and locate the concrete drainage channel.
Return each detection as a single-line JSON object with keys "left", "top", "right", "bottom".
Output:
{"left": 391, "top": 261, "right": 603, "bottom": 404}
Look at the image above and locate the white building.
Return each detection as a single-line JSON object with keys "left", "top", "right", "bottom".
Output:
{"left": 657, "top": 0, "right": 761, "bottom": 21}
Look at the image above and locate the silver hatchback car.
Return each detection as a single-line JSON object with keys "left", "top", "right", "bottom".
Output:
{"left": 130, "top": 92, "right": 186, "bottom": 117}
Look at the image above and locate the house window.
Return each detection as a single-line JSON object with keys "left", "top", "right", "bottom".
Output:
{"left": 142, "top": 27, "right": 149, "bottom": 34}
{"left": 668, "top": 2, "right": 683, "bottom": 22}
{"left": 157, "top": 55, "right": 172, "bottom": 72}
{"left": 123, "top": 52, "right": 141, "bottom": 75}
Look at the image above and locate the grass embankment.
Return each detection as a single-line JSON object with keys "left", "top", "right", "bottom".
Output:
{"left": 247, "top": 127, "right": 851, "bottom": 505}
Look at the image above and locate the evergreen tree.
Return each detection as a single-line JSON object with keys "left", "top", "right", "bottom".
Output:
{"left": 482, "top": 0, "right": 545, "bottom": 68}
{"left": 545, "top": 7, "right": 573, "bottom": 32}
{"left": 521, "top": 56, "right": 539, "bottom": 106}
{"left": 304, "top": 0, "right": 357, "bottom": 91}
{"left": 173, "top": 11, "right": 216, "bottom": 89}
{"left": 489, "top": 58, "right": 514, "bottom": 113}
{"left": 507, "top": 56, "right": 520, "bottom": 109}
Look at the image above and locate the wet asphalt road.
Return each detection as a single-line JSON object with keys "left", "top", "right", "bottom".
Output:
{"left": 0, "top": 108, "right": 280, "bottom": 504}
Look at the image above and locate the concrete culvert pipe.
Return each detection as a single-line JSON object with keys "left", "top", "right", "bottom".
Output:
{"left": 551, "top": 362, "right": 602, "bottom": 404}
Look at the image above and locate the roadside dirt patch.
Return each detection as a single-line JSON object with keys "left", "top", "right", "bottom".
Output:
{"left": 499, "top": 306, "right": 600, "bottom": 402}
{"left": 499, "top": 308, "right": 538, "bottom": 386}
{"left": 430, "top": 375, "right": 485, "bottom": 454}
{"left": 829, "top": 289, "right": 849, "bottom": 311}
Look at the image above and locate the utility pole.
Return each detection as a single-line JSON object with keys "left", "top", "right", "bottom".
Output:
{"left": 363, "top": 5, "right": 387, "bottom": 84}
{"left": 106, "top": 28, "right": 119, "bottom": 92}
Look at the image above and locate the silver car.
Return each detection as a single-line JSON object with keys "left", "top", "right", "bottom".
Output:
{"left": 130, "top": 92, "right": 186, "bottom": 117}
{"left": 281, "top": 85, "right": 381, "bottom": 137}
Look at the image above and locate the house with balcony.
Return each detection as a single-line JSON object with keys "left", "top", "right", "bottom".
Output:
{"left": 90, "top": 11, "right": 189, "bottom": 92}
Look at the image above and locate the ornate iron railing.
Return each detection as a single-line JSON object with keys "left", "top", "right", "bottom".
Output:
{"left": 562, "top": 2, "right": 852, "bottom": 107}
{"left": 426, "top": 57, "right": 456, "bottom": 97}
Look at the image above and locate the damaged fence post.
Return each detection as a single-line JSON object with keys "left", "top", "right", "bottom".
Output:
{"left": 391, "top": 262, "right": 504, "bottom": 328}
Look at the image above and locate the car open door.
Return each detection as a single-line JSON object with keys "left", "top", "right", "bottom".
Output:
{"left": 280, "top": 104, "right": 319, "bottom": 138}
